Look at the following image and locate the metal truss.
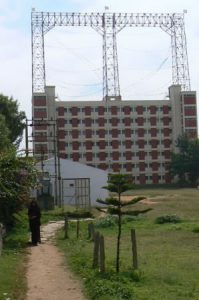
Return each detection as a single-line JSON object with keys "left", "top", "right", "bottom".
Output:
{"left": 31, "top": 11, "right": 191, "bottom": 98}
{"left": 101, "top": 14, "right": 120, "bottom": 100}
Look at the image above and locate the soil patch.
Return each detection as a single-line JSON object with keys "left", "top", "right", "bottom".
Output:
{"left": 26, "top": 221, "right": 86, "bottom": 300}
{"left": 121, "top": 196, "right": 159, "bottom": 205}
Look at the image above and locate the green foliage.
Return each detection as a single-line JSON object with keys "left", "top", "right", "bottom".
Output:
{"left": 0, "top": 94, "right": 26, "bottom": 148}
{"left": 56, "top": 188, "right": 199, "bottom": 300}
{"left": 97, "top": 174, "right": 151, "bottom": 272}
{"left": 86, "top": 273, "right": 135, "bottom": 299}
{"left": 102, "top": 174, "right": 134, "bottom": 194}
{"left": 41, "top": 209, "right": 65, "bottom": 224}
{"left": 192, "top": 227, "right": 199, "bottom": 233}
{"left": 0, "top": 149, "right": 38, "bottom": 229}
{"left": 0, "top": 114, "right": 10, "bottom": 150}
{"left": 155, "top": 215, "right": 181, "bottom": 224}
{"left": 95, "top": 215, "right": 140, "bottom": 228}
{"left": 66, "top": 210, "right": 93, "bottom": 219}
{"left": 0, "top": 211, "right": 29, "bottom": 299}
{"left": 95, "top": 215, "right": 118, "bottom": 228}
{"left": 170, "top": 134, "right": 199, "bottom": 186}
{"left": 56, "top": 227, "right": 138, "bottom": 300}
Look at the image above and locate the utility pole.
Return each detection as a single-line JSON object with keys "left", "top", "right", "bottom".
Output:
{"left": 26, "top": 118, "right": 60, "bottom": 206}
{"left": 53, "top": 122, "right": 58, "bottom": 206}
{"left": 25, "top": 118, "right": 29, "bottom": 157}
{"left": 56, "top": 120, "right": 62, "bottom": 208}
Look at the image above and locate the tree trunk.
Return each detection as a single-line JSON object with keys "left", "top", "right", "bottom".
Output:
{"left": 116, "top": 195, "right": 121, "bottom": 272}
{"left": 131, "top": 229, "right": 138, "bottom": 269}
{"left": 93, "top": 231, "right": 100, "bottom": 268}
{"left": 64, "top": 215, "right": 68, "bottom": 239}
{"left": 99, "top": 234, "right": 105, "bottom": 273}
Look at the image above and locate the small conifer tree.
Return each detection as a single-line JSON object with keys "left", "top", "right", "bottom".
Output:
{"left": 97, "top": 174, "right": 151, "bottom": 272}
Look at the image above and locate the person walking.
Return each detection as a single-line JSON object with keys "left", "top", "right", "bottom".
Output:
{"left": 28, "top": 199, "right": 41, "bottom": 246}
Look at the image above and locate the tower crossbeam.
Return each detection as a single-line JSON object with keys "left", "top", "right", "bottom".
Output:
{"left": 31, "top": 11, "right": 191, "bottom": 97}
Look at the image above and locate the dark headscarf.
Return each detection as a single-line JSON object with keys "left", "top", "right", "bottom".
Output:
{"left": 28, "top": 200, "right": 41, "bottom": 220}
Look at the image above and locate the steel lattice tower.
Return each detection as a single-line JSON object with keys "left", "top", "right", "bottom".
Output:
{"left": 31, "top": 11, "right": 191, "bottom": 100}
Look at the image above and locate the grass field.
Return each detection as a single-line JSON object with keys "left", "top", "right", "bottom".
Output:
{"left": 56, "top": 188, "right": 199, "bottom": 300}
{"left": 0, "top": 188, "right": 199, "bottom": 299}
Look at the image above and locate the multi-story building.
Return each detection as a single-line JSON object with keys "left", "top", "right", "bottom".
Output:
{"left": 32, "top": 84, "right": 198, "bottom": 185}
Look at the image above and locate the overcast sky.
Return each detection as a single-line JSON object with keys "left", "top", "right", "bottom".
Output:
{"left": 0, "top": 0, "right": 199, "bottom": 129}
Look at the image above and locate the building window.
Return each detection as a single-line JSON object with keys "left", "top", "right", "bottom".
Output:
{"left": 34, "top": 108, "right": 46, "bottom": 112}
{"left": 34, "top": 132, "right": 47, "bottom": 136}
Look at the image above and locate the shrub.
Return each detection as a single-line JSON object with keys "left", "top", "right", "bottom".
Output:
{"left": 66, "top": 210, "right": 93, "bottom": 219}
{"left": 192, "top": 227, "right": 199, "bottom": 233}
{"left": 0, "top": 149, "right": 37, "bottom": 229}
{"left": 155, "top": 214, "right": 181, "bottom": 224}
{"left": 95, "top": 215, "right": 118, "bottom": 228}
{"left": 86, "top": 273, "right": 134, "bottom": 299}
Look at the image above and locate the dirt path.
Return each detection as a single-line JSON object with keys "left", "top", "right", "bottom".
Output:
{"left": 26, "top": 221, "right": 86, "bottom": 300}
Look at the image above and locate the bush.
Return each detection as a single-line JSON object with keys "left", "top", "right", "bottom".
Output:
{"left": 0, "top": 150, "right": 37, "bottom": 230}
{"left": 66, "top": 210, "right": 93, "bottom": 219}
{"left": 192, "top": 227, "right": 199, "bottom": 233}
{"left": 86, "top": 273, "right": 134, "bottom": 300}
{"left": 95, "top": 215, "right": 118, "bottom": 228}
{"left": 155, "top": 215, "right": 181, "bottom": 224}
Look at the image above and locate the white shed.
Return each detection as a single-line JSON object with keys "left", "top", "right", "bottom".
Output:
{"left": 37, "top": 158, "right": 108, "bottom": 206}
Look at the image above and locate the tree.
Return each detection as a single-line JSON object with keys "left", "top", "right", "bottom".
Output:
{"left": 170, "top": 135, "right": 199, "bottom": 186}
{"left": 0, "top": 148, "right": 38, "bottom": 229}
{"left": 0, "top": 94, "right": 26, "bottom": 147}
{"left": 0, "top": 114, "right": 10, "bottom": 150}
{"left": 96, "top": 174, "right": 151, "bottom": 272}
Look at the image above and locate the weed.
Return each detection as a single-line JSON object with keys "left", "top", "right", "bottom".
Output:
{"left": 86, "top": 272, "right": 134, "bottom": 300}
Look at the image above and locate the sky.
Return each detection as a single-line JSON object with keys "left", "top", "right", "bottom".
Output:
{"left": 0, "top": 0, "right": 199, "bottom": 137}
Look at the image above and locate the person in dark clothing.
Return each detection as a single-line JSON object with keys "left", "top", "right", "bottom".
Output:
{"left": 28, "top": 200, "right": 41, "bottom": 246}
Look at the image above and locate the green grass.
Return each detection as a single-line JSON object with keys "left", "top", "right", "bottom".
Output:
{"left": 0, "top": 212, "right": 29, "bottom": 300}
{"left": 1, "top": 189, "right": 199, "bottom": 299}
{"left": 56, "top": 188, "right": 199, "bottom": 300}
{"left": 41, "top": 206, "right": 65, "bottom": 223}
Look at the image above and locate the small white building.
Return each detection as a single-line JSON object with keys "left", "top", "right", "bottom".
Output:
{"left": 37, "top": 158, "right": 108, "bottom": 207}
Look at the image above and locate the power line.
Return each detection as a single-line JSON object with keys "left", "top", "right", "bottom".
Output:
{"left": 56, "top": 82, "right": 102, "bottom": 87}
{"left": 121, "top": 56, "right": 170, "bottom": 92}
{"left": 59, "top": 87, "right": 103, "bottom": 98}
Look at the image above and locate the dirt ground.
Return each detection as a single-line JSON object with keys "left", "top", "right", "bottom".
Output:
{"left": 26, "top": 221, "right": 86, "bottom": 300}
{"left": 120, "top": 195, "right": 159, "bottom": 205}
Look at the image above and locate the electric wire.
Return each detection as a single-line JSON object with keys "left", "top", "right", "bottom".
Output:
{"left": 46, "top": 34, "right": 172, "bottom": 100}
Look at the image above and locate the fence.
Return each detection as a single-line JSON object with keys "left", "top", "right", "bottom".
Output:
{"left": 63, "top": 218, "right": 138, "bottom": 272}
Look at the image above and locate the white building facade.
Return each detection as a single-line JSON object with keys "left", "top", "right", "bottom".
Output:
{"left": 37, "top": 158, "right": 108, "bottom": 206}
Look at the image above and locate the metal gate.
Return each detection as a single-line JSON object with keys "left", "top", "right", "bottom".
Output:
{"left": 61, "top": 178, "right": 91, "bottom": 210}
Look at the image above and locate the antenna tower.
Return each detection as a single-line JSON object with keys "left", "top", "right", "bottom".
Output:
{"left": 31, "top": 11, "right": 191, "bottom": 100}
